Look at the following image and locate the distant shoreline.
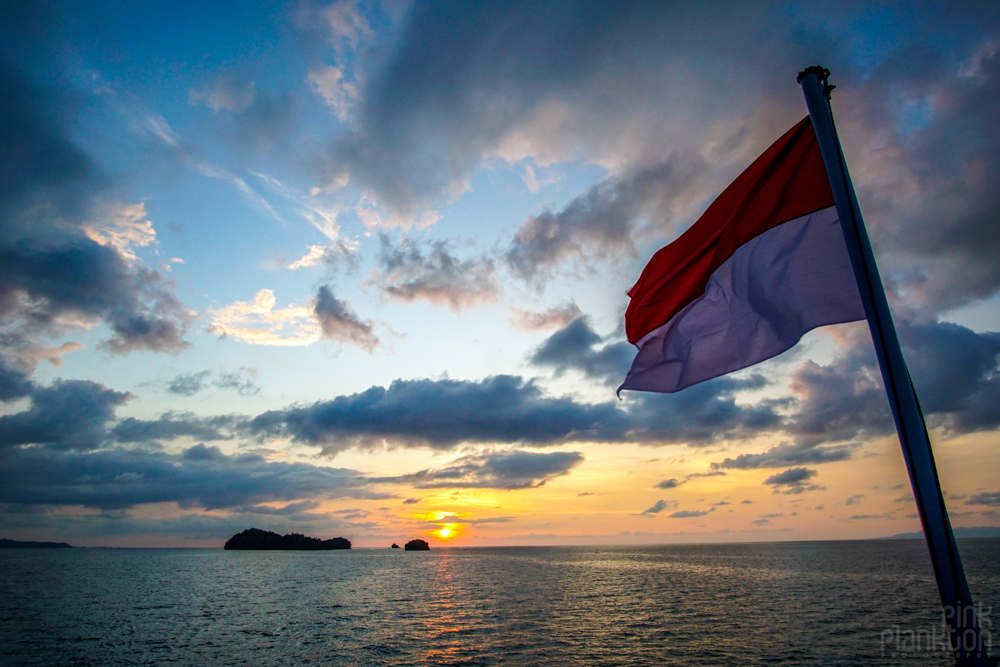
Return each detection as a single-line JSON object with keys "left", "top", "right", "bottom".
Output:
{"left": 0, "top": 538, "right": 72, "bottom": 549}
{"left": 5, "top": 531, "right": 998, "bottom": 550}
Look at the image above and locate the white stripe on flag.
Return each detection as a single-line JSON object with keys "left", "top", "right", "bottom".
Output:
{"left": 619, "top": 206, "right": 864, "bottom": 394}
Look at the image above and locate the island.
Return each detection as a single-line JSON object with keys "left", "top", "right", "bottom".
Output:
{"left": 0, "top": 538, "right": 72, "bottom": 548}
{"left": 404, "top": 539, "right": 430, "bottom": 551}
{"left": 224, "top": 528, "right": 351, "bottom": 550}
{"left": 391, "top": 543, "right": 400, "bottom": 549}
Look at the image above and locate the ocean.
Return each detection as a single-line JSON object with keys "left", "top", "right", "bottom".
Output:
{"left": 2, "top": 539, "right": 998, "bottom": 666}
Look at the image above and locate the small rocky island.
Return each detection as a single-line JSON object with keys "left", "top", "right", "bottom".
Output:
{"left": 1, "top": 538, "right": 72, "bottom": 549}
{"left": 404, "top": 539, "right": 430, "bottom": 551}
{"left": 391, "top": 543, "right": 400, "bottom": 548}
{"left": 224, "top": 528, "right": 350, "bottom": 550}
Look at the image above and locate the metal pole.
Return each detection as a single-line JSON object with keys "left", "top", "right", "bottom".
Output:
{"left": 798, "top": 66, "right": 989, "bottom": 666}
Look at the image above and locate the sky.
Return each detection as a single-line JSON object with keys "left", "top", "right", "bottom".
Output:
{"left": 1, "top": 0, "right": 999, "bottom": 548}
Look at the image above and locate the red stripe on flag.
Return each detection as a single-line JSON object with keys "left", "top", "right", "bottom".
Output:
{"left": 625, "top": 117, "right": 834, "bottom": 345}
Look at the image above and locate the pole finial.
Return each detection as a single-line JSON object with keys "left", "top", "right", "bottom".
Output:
{"left": 797, "top": 66, "right": 836, "bottom": 99}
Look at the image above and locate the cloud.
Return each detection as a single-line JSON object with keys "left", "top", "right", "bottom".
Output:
{"left": 307, "top": 66, "right": 358, "bottom": 120}
{"left": 208, "top": 289, "right": 320, "bottom": 347}
{"left": 166, "top": 369, "right": 260, "bottom": 397}
{"left": 321, "top": 1, "right": 796, "bottom": 232}
{"left": 388, "top": 449, "right": 584, "bottom": 490}
{"left": 247, "top": 371, "right": 787, "bottom": 456}
{"left": 230, "top": 500, "right": 323, "bottom": 516}
{"left": 402, "top": 497, "right": 420, "bottom": 505}
{"left": 505, "top": 161, "right": 697, "bottom": 282}
{"left": 711, "top": 441, "right": 856, "bottom": 470}
{"left": 0, "top": 380, "right": 130, "bottom": 451}
{"left": 639, "top": 499, "right": 677, "bottom": 515}
{"left": 287, "top": 241, "right": 358, "bottom": 270}
{"left": 188, "top": 77, "right": 257, "bottom": 113}
{"left": 668, "top": 509, "right": 712, "bottom": 518}
{"left": 111, "top": 413, "right": 237, "bottom": 444}
{"left": 0, "top": 56, "right": 194, "bottom": 361}
{"left": 783, "top": 317, "right": 1000, "bottom": 445}
{"left": 167, "top": 371, "right": 211, "bottom": 396}
{"left": 853, "top": 42, "right": 1000, "bottom": 311}
{"left": 313, "top": 285, "right": 378, "bottom": 351}
{"left": 529, "top": 317, "right": 635, "bottom": 385}
{"left": 508, "top": 303, "right": 583, "bottom": 332}
{"left": 967, "top": 491, "right": 1000, "bottom": 506}
{"left": 0, "top": 356, "right": 33, "bottom": 401}
{"left": 215, "top": 368, "right": 261, "bottom": 397}
{"left": 764, "top": 468, "right": 818, "bottom": 486}
{"left": 0, "top": 240, "right": 193, "bottom": 355}
{"left": 764, "top": 467, "right": 823, "bottom": 495}
{"left": 846, "top": 494, "right": 865, "bottom": 506}
{"left": 0, "top": 444, "right": 379, "bottom": 510}
{"left": 82, "top": 201, "right": 156, "bottom": 261}
{"left": 655, "top": 470, "right": 726, "bottom": 489}
{"left": 527, "top": 318, "right": 784, "bottom": 445}
{"left": 372, "top": 234, "right": 498, "bottom": 310}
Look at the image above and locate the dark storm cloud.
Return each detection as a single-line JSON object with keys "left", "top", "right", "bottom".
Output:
{"left": 373, "top": 234, "right": 498, "bottom": 310}
{"left": 0, "top": 380, "right": 130, "bottom": 451}
{"left": 529, "top": 317, "right": 634, "bottom": 386}
{"left": 313, "top": 285, "right": 379, "bottom": 351}
{"left": 386, "top": 449, "right": 584, "bottom": 490}
{"left": 0, "top": 444, "right": 378, "bottom": 510}
{"left": 0, "top": 54, "right": 191, "bottom": 357}
{"left": 247, "top": 372, "right": 784, "bottom": 456}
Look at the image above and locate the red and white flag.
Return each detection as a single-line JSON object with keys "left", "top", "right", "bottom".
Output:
{"left": 619, "top": 117, "right": 865, "bottom": 395}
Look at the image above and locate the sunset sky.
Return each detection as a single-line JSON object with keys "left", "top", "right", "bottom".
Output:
{"left": 1, "top": 0, "right": 998, "bottom": 547}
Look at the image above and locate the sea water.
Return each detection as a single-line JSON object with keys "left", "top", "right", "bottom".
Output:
{"left": 2, "top": 539, "right": 998, "bottom": 666}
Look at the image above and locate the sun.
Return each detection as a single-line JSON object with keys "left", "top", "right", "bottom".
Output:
{"left": 435, "top": 524, "right": 459, "bottom": 540}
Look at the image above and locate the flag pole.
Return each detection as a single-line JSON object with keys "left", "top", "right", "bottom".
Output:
{"left": 798, "top": 66, "right": 990, "bottom": 667}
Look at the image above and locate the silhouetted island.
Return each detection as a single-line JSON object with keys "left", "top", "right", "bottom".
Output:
{"left": 391, "top": 543, "right": 400, "bottom": 548}
{"left": 224, "top": 528, "right": 350, "bottom": 550}
{"left": 404, "top": 539, "right": 430, "bottom": 551}
{"left": 0, "top": 538, "right": 71, "bottom": 549}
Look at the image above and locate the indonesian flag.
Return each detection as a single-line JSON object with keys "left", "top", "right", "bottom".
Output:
{"left": 619, "top": 117, "right": 865, "bottom": 395}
